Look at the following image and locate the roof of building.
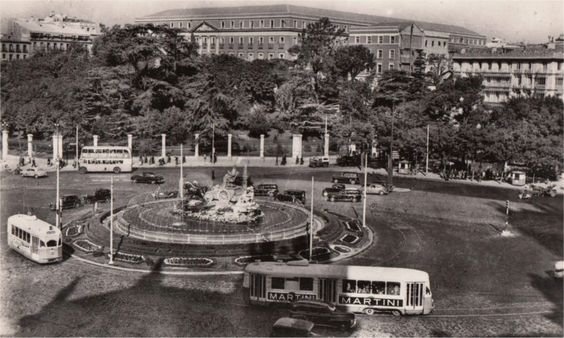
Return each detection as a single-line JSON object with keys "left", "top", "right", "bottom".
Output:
{"left": 15, "top": 19, "right": 92, "bottom": 36}
{"left": 360, "top": 21, "right": 483, "bottom": 38}
{"left": 137, "top": 4, "right": 484, "bottom": 37}
{"left": 453, "top": 45, "right": 564, "bottom": 59}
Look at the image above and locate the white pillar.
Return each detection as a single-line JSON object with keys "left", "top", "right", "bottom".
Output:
{"left": 324, "top": 133, "right": 329, "bottom": 158}
{"left": 194, "top": 134, "right": 199, "bottom": 158}
{"left": 93, "top": 135, "right": 99, "bottom": 147}
{"left": 52, "top": 134, "right": 59, "bottom": 160}
{"left": 349, "top": 144, "right": 357, "bottom": 154}
{"left": 127, "top": 134, "right": 133, "bottom": 154}
{"left": 161, "top": 133, "right": 166, "bottom": 158}
{"left": 58, "top": 134, "right": 63, "bottom": 159}
{"left": 292, "top": 134, "right": 303, "bottom": 161}
{"left": 227, "top": 134, "right": 232, "bottom": 158}
{"left": 260, "top": 134, "right": 265, "bottom": 158}
{"left": 27, "top": 134, "right": 33, "bottom": 159}
{"left": 2, "top": 129, "right": 8, "bottom": 161}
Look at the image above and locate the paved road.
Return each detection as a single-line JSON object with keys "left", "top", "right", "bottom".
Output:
{"left": 1, "top": 167, "right": 562, "bottom": 336}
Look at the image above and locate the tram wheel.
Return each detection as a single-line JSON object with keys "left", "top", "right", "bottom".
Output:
{"left": 79, "top": 166, "right": 87, "bottom": 174}
{"left": 364, "top": 308, "right": 375, "bottom": 315}
{"left": 391, "top": 310, "right": 402, "bottom": 316}
{"left": 113, "top": 167, "right": 121, "bottom": 174}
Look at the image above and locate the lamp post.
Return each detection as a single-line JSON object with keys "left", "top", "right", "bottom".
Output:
{"left": 387, "top": 103, "right": 395, "bottom": 189}
{"left": 108, "top": 175, "right": 114, "bottom": 265}
{"left": 75, "top": 125, "right": 79, "bottom": 170}
{"left": 211, "top": 123, "right": 215, "bottom": 165}
{"left": 54, "top": 122, "right": 61, "bottom": 229}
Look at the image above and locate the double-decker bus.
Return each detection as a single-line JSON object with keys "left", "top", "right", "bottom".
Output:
{"left": 243, "top": 261, "right": 433, "bottom": 316}
{"left": 79, "top": 146, "right": 132, "bottom": 173}
{"left": 7, "top": 214, "right": 63, "bottom": 264}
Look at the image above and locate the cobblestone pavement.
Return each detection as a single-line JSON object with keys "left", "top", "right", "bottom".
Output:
{"left": 1, "top": 167, "right": 562, "bottom": 336}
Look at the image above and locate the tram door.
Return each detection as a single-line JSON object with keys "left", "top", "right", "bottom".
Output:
{"left": 406, "top": 282, "right": 424, "bottom": 309}
{"left": 318, "top": 279, "right": 337, "bottom": 304}
{"left": 31, "top": 236, "right": 39, "bottom": 255}
{"left": 249, "top": 274, "right": 266, "bottom": 300}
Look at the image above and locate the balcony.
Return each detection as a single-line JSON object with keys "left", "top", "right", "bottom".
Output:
{"left": 278, "top": 44, "right": 285, "bottom": 49}
{"left": 228, "top": 44, "right": 234, "bottom": 49}
{"left": 219, "top": 44, "right": 224, "bottom": 49}
{"left": 237, "top": 44, "right": 244, "bottom": 49}
{"left": 268, "top": 44, "right": 274, "bottom": 49}
{"left": 258, "top": 44, "right": 264, "bottom": 49}
{"left": 248, "top": 43, "right": 254, "bottom": 48}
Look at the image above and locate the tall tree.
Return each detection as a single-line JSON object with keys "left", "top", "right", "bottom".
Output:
{"left": 334, "top": 45, "right": 374, "bottom": 80}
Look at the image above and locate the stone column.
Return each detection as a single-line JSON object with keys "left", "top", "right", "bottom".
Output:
{"left": 127, "top": 134, "right": 133, "bottom": 154}
{"left": 194, "top": 134, "right": 199, "bottom": 158}
{"left": 227, "top": 134, "right": 232, "bottom": 158}
{"left": 206, "top": 36, "right": 211, "bottom": 53}
{"left": 27, "top": 134, "right": 33, "bottom": 159}
{"left": 2, "top": 129, "right": 8, "bottom": 161}
{"left": 215, "top": 36, "right": 219, "bottom": 54}
{"left": 324, "top": 133, "right": 329, "bottom": 158}
{"left": 58, "top": 134, "right": 63, "bottom": 159}
{"left": 292, "top": 134, "right": 303, "bottom": 161}
{"left": 260, "top": 134, "right": 265, "bottom": 158}
{"left": 349, "top": 144, "right": 357, "bottom": 154}
{"left": 93, "top": 135, "right": 99, "bottom": 147}
{"left": 161, "top": 133, "right": 166, "bottom": 158}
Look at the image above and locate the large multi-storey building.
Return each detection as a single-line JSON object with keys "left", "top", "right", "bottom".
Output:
{"left": 135, "top": 4, "right": 485, "bottom": 64}
{"left": 452, "top": 35, "right": 564, "bottom": 105}
{"left": 1, "top": 12, "right": 100, "bottom": 61}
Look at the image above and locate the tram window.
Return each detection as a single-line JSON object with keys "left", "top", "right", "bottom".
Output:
{"left": 299, "top": 278, "right": 313, "bottom": 291}
{"left": 425, "top": 286, "right": 431, "bottom": 295}
{"left": 47, "top": 240, "right": 57, "bottom": 247}
{"left": 371, "top": 281, "right": 385, "bottom": 294}
{"left": 58, "top": 238, "right": 62, "bottom": 246}
{"left": 40, "top": 240, "right": 45, "bottom": 247}
{"left": 11, "top": 225, "right": 14, "bottom": 235}
{"left": 271, "top": 277, "right": 285, "bottom": 289}
{"left": 387, "top": 282, "right": 400, "bottom": 295}
{"left": 357, "top": 280, "right": 371, "bottom": 294}
{"left": 343, "top": 279, "right": 356, "bottom": 293}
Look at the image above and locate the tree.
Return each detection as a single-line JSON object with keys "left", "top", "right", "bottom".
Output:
{"left": 426, "top": 54, "right": 452, "bottom": 87}
{"left": 334, "top": 45, "right": 374, "bottom": 80}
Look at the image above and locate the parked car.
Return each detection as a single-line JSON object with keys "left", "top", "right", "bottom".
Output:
{"left": 331, "top": 172, "right": 360, "bottom": 184}
{"left": 289, "top": 300, "right": 356, "bottom": 331}
{"left": 50, "top": 194, "right": 82, "bottom": 211}
{"left": 336, "top": 155, "right": 361, "bottom": 167}
{"left": 322, "top": 183, "right": 346, "bottom": 197}
{"left": 130, "top": 172, "right": 164, "bottom": 184}
{"left": 283, "top": 190, "right": 306, "bottom": 204}
{"left": 275, "top": 192, "right": 299, "bottom": 203}
{"left": 254, "top": 184, "right": 279, "bottom": 197}
{"left": 554, "top": 261, "right": 564, "bottom": 278}
{"left": 309, "top": 157, "right": 330, "bottom": 168}
{"left": 21, "top": 167, "right": 48, "bottom": 178}
{"left": 326, "top": 188, "right": 362, "bottom": 202}
{"left": 366, "top": 183, "right": 388, "bottom": 195}
{"left": 82, "top": 189, "right": 111, "bottom": 204}
{"left": 271, "top": 317, "right": 316, "bottom": 337}
{"left": 152, "top": 190, "right": 179, "bottom": 200}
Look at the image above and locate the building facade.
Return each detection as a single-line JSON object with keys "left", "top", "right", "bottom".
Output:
{"left": 135, "top": 4, "right": 486, "bottom": 64}
{"left": 452, "top": 35, "right": 564, "bottom": 104}
{"left": 1, "top": 12, "right": 100, "bottom": 62}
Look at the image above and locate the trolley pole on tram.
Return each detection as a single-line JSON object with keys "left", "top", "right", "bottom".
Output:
{"left": 109, "top": 176, "right": 114, "bottom": 265}
{"left": 363, "top": 153, "right": 368, "bottom": 228}
{"left": 309, "top": 176, "right": 314, "bottom": 262}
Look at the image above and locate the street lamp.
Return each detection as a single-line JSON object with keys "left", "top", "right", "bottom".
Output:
{"left": 54, "top": 122, "right": 61, "bottom": 229}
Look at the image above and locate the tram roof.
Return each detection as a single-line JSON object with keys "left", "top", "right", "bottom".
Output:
{"left": 7, "top": 214, "right": 61, "bottom": 238}
{"left": 245, "top": 261, "right": 429, "bottom": 281}
{"left": 82, "top": 145, "right": 130, "bottom": 149}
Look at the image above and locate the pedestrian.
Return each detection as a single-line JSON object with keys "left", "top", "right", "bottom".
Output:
{"left": 182, "top": 155, "right": 186, "bottom": 164}
{"left": 150, "top": 156, "right": 155, "bottom": 164}
{"left": 139, "top": 156, "right": 143, "bottom": 164}
{"left": 281, "top": 154, "right": 287, "bottom": 166}
{"left": 214, "top": 153, "right": 217, "bottom": 164}
{"left": 32, "top": 158, "right": 36, "bottom": 167}
{"left": 296, "top": 156, "right": 299, "bottom": 165}
{"left": 175, "top": 156, "right": 179, "bottom": 165}
{"left": 211, "top": 169, "right": 215, "bottom": 180}
{"left": 300, "top": 157, "right": 304, "bottom": 165}
{"left": 47, "top": 158, "right": 52, "bottom": 166}
{"left": 167, "top": 155, "right": 171, "bottom": 163}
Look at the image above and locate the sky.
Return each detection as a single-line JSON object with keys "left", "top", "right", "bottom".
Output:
{"left": 1, "top": 0, "right": 563, "bottom": 43}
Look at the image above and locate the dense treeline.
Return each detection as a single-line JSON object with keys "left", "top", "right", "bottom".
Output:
{"left": 1, "top": 20, "right": 562, "bottom": 177}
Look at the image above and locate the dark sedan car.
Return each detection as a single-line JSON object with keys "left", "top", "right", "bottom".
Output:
{"left": 322, "top": 183, "right": 346, "bottom": 197}
{"left": 326, "top": 188, "right": 361, "bottom": 202}
{"left": 82, "top": 189, "right": 111, "bottom": 204}
{"left": 254, "top": 184, "right": 279, "bottom": 197}
{"left": 331, "top": 172, "right": 360, "bottom": 184}
{"left": 283, "top": 190, "right": 306, "bottom": 204}
{"left": 50, "top": 194, "right": 82, "bottom": 211}
{"left": 289, "top": 300, "right": 356, "bottom": 331}
{"left": 131, "top": 172, "right": 164, "bottom": 184}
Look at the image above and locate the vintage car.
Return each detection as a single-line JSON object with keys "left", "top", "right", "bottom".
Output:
{"left": 152, "top": 190, "right": 179, "bottom": 200}
{"left": 254, "top": 184, "right": 279, "bottom": 197}
{"left": 289, "top": 300, "right": 356, "bottom": 331}
{"left": 366, "top": 183, "right": 388, "bottom": 195}
{"left": 282, "top": 190, "right": 306, "bottom": 204}
{"left": 336, "top": 155, "right": 361, "bottom": 167}
{"left": 309, "top": 157, "right": 330, "bottom": 168}
{"left": 326, "top": 188, "right": 362, "bottom": 202}
{"left": 82, "top": 189, "right": 111, "bottom": 204}
{"left": 271, "top": 317, "right": 316, "bottom": 337}
{"left": 331, "top": 172, "right": 360, "bottom": 184}
{"left": 322, "top": 183, "right": 346, "bottom": 197}
{"left": 21, "top": 167, "right": 48, "bottom": 178}
{"left": 130, "top": 172, "right": 164, "bottom": 184}
{"left": 50, "top": 194, "right": 82, "bottom": 211}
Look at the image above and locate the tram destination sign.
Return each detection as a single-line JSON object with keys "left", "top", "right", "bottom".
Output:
{"left": 268, "top": 292, "right": 316, "bottom": 302}
{"left": 339, "top": 296, "right": 403, "bottom": 307}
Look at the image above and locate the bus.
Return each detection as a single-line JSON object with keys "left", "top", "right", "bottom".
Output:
{"left": 7, "top": 214, "right": 63, "bottom": 264}
{"left": 79, "top": 146, "right": 132, "bottom": 174}
{"left": 243, "top": 261, "right": 433, "bottom": 316}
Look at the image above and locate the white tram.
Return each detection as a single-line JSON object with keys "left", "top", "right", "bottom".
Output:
{"left": 243, "top": 261, "right": 434, "bottom": 316}
{"left": 7, "top": 214, "right": 63, "bottom": 264}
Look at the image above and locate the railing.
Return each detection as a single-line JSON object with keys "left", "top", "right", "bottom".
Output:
{"left": 228, "top": 44, "right": 234, "bottom": 49}
{"left": 237, "top": 44, "right": 244, "bottom": 49}
{"left": 278, "top": 44, "right": 285, "bottom": 49}
{"left": 268, "top": 44, "right": 274, "bottom": 49}
{"left": 219, "top": 44, "right": 224, "bottom": 49}
{"left": 258, "top": 44, "right": 264, "bottom": 49}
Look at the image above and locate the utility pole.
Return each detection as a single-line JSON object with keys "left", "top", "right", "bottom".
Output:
{"left": 387, "top": 103, "right": 395, "bottom": 189}
{"left": 109, "top": 175, "right": 114, "bottom": 265}
{"left": 362, "top": 153, "right": 368, "bottom": 228}
{"left": 309, "top": 176, "right": 314, "bottom": 262}
{"left": 211, "top": 123, "right": 215, "bottom": 165}
{"left": 426, "top": 124, "right": 429, "bottom": 175}
{"left": 75, "top": 125, "right": 79, "bottom": 170}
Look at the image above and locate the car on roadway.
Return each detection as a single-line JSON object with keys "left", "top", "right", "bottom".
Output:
{"left": 21, "top": 167, "right": 48, "bottom": 178}
{"left": 130, "top": 172, "right": 164, "bottom": 184}
{"left": 50, "top": 194, "right": 83, "bottom": 211}
{"left": 331, "top": 172, "right": 360, "bottom": 184}
{"left": 282, "top": 190, "right": 306, "bottom": 204}
{"left": 554, "top": 261, "right": 564, "bottom": 278}
{"left": 336, "top": 155, "right": 361, "bottom": 167}
{"left": 322, "top": 183, "right": 346, "bottom": 197}
{"left": 365, "top": 183, "right": 388, "bottom": 195}
{"left": 254, "top": 184, "right": 279, "bottom": 197}
{"left": 270, "top": 317, "right": 316, "bottom": 337}
{"left": 152, "top": 190, "right": 179, "bottom": 200}
{"left": 326, "top": 188, "right": 362, "bottom": 202}
{"left": 82, "top": 189, "right": 112, "bottom": 204}
{"left": 289, "top": 300, "right": 357, "bottom": 331}
{"left": 309, "top": 157, "right": 330, "bottom": 168}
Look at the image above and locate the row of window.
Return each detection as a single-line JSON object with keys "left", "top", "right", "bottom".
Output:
{"left": 164, "top": 19, "right": 348, "bottom": 31}
{"left": 343, "top": 279, "right": 401, "bottom": 295}
{"left": 82, "top": 148, "right": 130, "bottom": 154}
{"left": 457, "top": 61, "right": 562, "bottom": 73}
{"left": 375, "top": 49, "right": 396, "bottom": 59}
{"left": 272, "top": 277, "right": 314, "bottom": 291}
{"left": 352, "top": 35, "right": 398, "bottom": 45}
{"left": 11, "top": 225, "right": 31, "bottom": 243}
{"left": 1, "top": 43, "right": 28, "bottom": 53}
{"left": 196, "top": 36, "right": 295, "bottom": 45}
{"left": 82, "top": 159, "right": 125, "bottom": 165}
{"left": 1, "top": 54, "right": 27, "bottom": 60}
{"left": 424, "top": 39, "right": 447, "bottom": 48}
{"left": 450, "top": 36, "right": 485, "bottom": 45}
{"left": 376, "top": 63, "right": 395, "bottom": 73}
